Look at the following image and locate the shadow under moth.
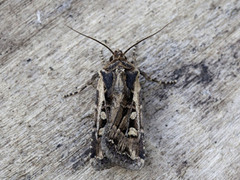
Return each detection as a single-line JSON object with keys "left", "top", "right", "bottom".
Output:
{"left": 64, "top": 22, "right": 176, "bottom": 170}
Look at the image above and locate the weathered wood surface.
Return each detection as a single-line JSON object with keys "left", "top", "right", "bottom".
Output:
{"left": 0, "top": 0, "right": 240, "bottom": 179}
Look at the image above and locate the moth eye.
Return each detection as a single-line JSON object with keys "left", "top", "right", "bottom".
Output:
{"left": 128, "top": 127, "right": 138, "bottom": 137}
{"left": 130, "top": 112, "right": 137, "bottom": 119}
{"left": 100, "top": 111, "right": 107, "bottom": 120}
{"left": 98, "top": 128, "right": 104, "bottom": 136}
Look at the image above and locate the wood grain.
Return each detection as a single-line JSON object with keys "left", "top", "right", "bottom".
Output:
{"left": 1, "top": 0, "right": 240, "bottom": 179}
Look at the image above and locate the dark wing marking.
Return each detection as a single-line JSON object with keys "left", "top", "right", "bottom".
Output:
{"left": 101, "top": 71, "right": 113, "bottom": 90}
{"left": 126, "top": 71, "right": 138, "bottom": 90}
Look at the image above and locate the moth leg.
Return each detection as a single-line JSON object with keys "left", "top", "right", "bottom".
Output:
{"left": 100, "top": 50, "right": 107, "bottom": 65}
{"left": 63, "top": 72, "right": 99, "bottom": 98}
{"left": 140, "top": 70, "right": 177, "bottom": 85}
{"left": 132, "top": 46, "right": 137, "bottom": 63}
{"left": 128, "top": 45, "right": 138, "bottom": 64}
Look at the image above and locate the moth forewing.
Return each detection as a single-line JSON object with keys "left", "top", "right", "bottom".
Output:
{"left": 96, "top": 58, "right": 144, "bottom": 170}
{"left": 133, "top": 69, "right": 142, "bottom": 133}
{"left": 96, "top": 73, "right": 105, "bottom": 133}
{"left": 90, "top": 70, "right": 111, "bottom": 169}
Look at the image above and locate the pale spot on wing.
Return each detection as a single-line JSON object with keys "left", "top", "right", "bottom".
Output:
{"left": 128, "top": 127, "right": 138, "bottom": 137}
{"left": 130, "top": 112, "right": 137, "bottom": 119}
{"left": 100, "top": 111, "right": 107, "bottom": 119}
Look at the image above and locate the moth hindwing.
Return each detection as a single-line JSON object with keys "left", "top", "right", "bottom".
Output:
{"left": 65, "top": 22, "right": 175, "bottom": 170}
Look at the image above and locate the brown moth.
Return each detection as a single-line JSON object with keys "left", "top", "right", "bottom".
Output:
{"left": 64, "top": 22, "right": 175, "bottom": 170}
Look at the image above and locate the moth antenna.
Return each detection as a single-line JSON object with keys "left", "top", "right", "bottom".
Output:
{"left": 123, "top": 20, "right": 174, "bottom": 54}
{"left": 66, "top": 25, "right": 114, "bottom": 55}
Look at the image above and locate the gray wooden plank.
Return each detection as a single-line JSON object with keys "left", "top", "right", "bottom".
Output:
{"left": 0, "top": 0, "right": 240, "bottom": 179}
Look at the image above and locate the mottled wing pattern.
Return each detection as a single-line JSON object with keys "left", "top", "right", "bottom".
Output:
{"left": 91, "top": 60, "right": 145, "bottom": 170}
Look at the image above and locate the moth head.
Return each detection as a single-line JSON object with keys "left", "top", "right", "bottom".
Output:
{"left": 109, "top": 50, "right": 127, "bottom": 62}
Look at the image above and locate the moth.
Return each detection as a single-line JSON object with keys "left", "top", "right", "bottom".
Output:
{"left": 64, "top": 22, "right": 176, "bottom": 170}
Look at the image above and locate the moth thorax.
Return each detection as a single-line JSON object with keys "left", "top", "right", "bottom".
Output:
{"left": 114, "top": 68, "right": 125, "bottom": 93}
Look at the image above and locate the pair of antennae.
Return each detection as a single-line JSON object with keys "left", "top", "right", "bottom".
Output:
{"left": 66, "top": 20, "right": 173, "bottom": 55}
